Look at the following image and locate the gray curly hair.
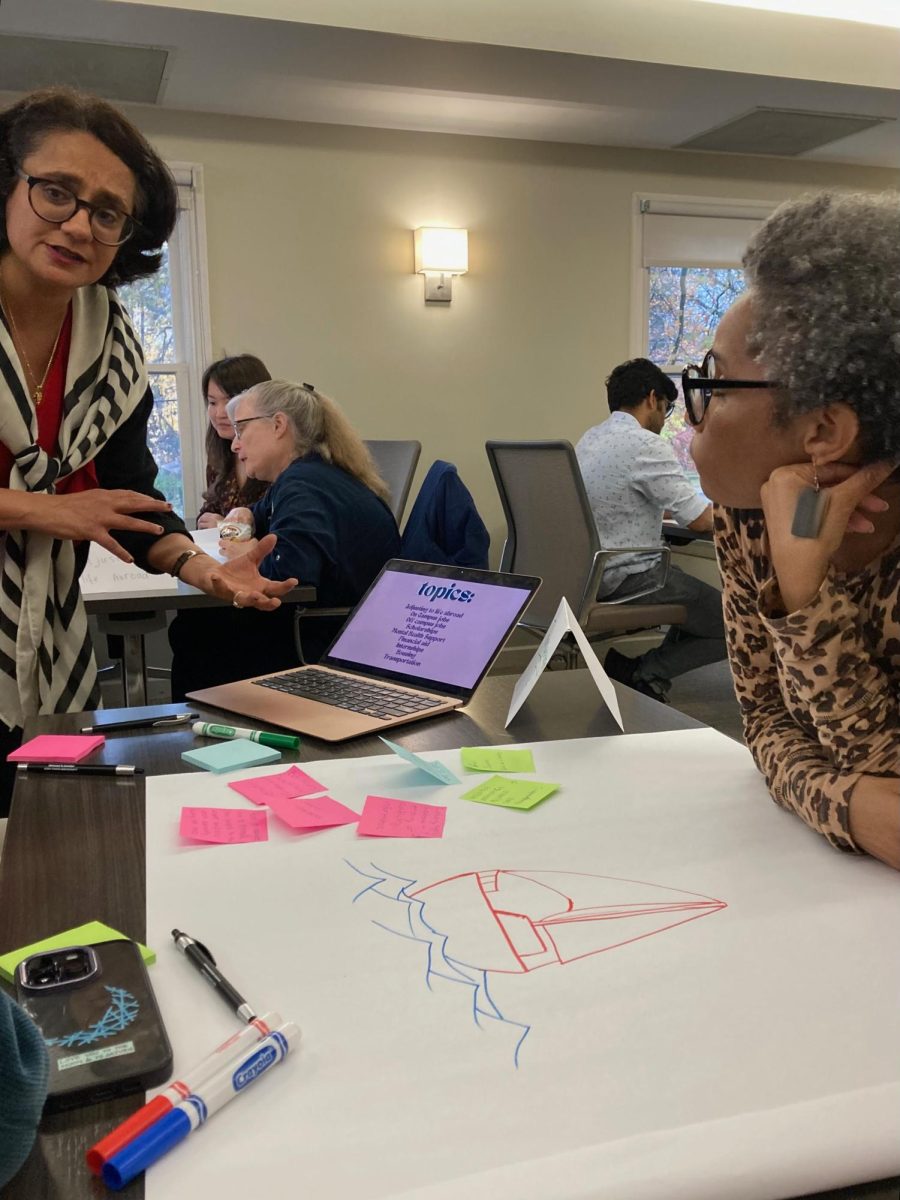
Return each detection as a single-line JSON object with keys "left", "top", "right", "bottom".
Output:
{"left": 743, "top": 190, "right": 900, "bottom": 464}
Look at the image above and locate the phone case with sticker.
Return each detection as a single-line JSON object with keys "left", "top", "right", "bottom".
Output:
{"left": 15, "top": 939, "right": 172, "bottom": 1112}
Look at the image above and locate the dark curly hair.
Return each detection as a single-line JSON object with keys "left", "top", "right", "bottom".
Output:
{"left": 743, "top": 191, "right": 900, "bottom": 464}
{"left": 606, "top": 357, "right": 677, "bottom": 412}
{"left": 0, "top": 87, "right": 177, "bottom": 286}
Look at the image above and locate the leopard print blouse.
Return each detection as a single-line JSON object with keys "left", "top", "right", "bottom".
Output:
{"left": 715, "top": 505, "right": 900, "bottom": 852}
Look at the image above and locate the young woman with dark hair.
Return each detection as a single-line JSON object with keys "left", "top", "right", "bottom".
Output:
{"left": 197, "top": 354, "right": 271, "bottom": 528}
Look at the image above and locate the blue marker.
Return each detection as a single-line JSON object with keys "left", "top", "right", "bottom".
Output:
{"left": 101, "top": 1021, "right": 299, "bottom": 1190}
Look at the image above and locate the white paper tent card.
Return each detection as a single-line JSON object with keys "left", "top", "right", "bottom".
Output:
{"left": 505, "top": 597, "right": 623, "bottom": 730}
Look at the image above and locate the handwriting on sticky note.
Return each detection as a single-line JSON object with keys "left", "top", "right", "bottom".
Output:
{"left": 357, "top": 795, "right": 446, "bottom": 838}
{"left": 462, "top": 775, "right": 559, "bottom": 811}
{"left": 461, "top": 747, "right": 535, "bottom": 773}
{"left": 228, "top": 765, "right": 325, "bottom": 806}
{"left": 179, "top": 806, "right": 268, "bottom": 844}
{"left": 267, "top": 795, "right": 359, "bottom": 830}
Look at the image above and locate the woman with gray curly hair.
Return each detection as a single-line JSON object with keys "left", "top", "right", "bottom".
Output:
{"left": 686, "top": 190, "right": 900, "bottom": 870}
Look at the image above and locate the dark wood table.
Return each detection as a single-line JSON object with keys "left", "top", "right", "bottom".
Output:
{"left": 0, "top": 670, "right": 694, "bottom": 1200}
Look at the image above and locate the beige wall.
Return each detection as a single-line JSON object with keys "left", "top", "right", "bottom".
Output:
{"left": 131, "top": 107, "right": 899, "bottom": 554}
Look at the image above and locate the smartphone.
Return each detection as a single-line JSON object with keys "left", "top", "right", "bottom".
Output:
{"left": 15, "top": 939, "right": 173, "bottom": 1112}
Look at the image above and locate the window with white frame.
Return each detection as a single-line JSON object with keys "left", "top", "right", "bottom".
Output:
{"left": 633, "top": 196, "right": 776, "bottom": 487}
{"left": 117, "top": 164, "right": 212, "bottom": 523}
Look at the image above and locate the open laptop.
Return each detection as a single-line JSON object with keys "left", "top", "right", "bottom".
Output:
{"left": 188, "top": 559, "right": 541, "bottom": 741}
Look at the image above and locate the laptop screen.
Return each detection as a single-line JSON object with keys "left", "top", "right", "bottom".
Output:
{"left": 324, "top": 560, "right": 539, "bottom": 698}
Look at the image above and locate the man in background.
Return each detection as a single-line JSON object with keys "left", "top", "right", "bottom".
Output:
{"left": 575, "top": 357, "right": 725, "bottom": 701}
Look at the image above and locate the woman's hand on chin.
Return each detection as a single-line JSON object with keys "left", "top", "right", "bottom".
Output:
{"left": 194, "top": 533, "right": 297, "bottom": 610}
{"left": 761, "top": 460, "right": 893, "bottom": 613}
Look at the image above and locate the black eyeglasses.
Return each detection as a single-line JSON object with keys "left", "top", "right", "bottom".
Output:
{"left": 681, "top": 351, "right": 778, "bottom": 427}
{"left": 231, "top": 415, "right": 272, "bottom": 439}
{"left": 16, "top": 168, "right": 138, "bottom": 247}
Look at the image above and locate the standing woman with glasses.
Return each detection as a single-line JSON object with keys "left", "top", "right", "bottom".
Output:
{"left": 0, "top": 88, "right": 296, "bottom": 813}
{"left": 685, "top": 191, "right": 900, "bottom": 871}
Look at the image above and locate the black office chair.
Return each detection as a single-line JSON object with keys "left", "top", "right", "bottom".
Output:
{"left": 364, "top": 440, "right": 421, "bottom": 525}
{"left": 486, "top": 440, "right": 687, "bottom": 665}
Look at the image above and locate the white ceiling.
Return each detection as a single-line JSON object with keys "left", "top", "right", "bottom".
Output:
{"left": 1, "top": 0, "right": 898, "bottom": 167}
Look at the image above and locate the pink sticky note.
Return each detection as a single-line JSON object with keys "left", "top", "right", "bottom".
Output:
{"left": 267, "top": 795, "right": 360, "bottom": 831}
{"left": 357, "top": 795, "right": 446, "bottom": 839}
{"left": 227, "top": 765, "right": 326, "bottom": 806}
{"left": 179, "top": 806, "right": 268, "bottom": 845}
{"left": 8, "top": 734, "right": 105, "bottom": 764}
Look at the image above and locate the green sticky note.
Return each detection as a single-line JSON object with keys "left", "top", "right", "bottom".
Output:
{"left": 461, "top": 747, "right": 536, "bottom": 773}
{"left": 0, "top": 921, "right": 155, "bottom": 984}
{"left": 462, "top": 775, "right": 559, "bottom": 811}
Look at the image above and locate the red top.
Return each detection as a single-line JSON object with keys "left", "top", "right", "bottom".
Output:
{"left": 0, "top": 306, "right": 98, "bottom": 494}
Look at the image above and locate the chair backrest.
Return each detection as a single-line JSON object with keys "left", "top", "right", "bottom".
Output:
{"left": 486, "top": 440, "right": 601, "bottom": 630}
{"left": 364, "top": 439, "right": 422, "bottom": 524}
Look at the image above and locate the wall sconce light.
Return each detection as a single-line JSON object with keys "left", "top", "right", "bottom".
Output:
{"left": 414, "top": 227, "right": 468, "bottom": 303}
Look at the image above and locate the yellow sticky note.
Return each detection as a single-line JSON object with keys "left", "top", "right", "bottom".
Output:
{"left": 460, "top": 747, "right": 536, "bottom": 773}
{"left": 462, "top": 775, "right": 559, "bottom": 811}
{"left": 0, "top": 921, "right": 155, "bottom": 984}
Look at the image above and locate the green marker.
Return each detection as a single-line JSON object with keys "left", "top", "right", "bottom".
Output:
{"left": 192, "top": 721, "right": 300, "bottom": 751}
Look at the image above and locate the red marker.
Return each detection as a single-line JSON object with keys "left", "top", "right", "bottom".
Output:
{"left": 85, "top": 1012, "right": 279, "bottom": 1174}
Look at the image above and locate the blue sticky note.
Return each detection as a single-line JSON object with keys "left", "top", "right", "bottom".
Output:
{"left": 379, "top": 737, "right": 460, "bottom": 785}
{"left": 181, "top": 740, "right": 281, "bottom": 773}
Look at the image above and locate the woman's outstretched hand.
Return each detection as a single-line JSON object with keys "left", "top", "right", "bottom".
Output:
{"left": 181, "top": 533, "right": 297, "bottom": 610}
{"left": 761, "top": 460, "right": 894, "bottom": 612}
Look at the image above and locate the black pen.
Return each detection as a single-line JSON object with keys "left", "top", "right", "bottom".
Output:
{"left": 171, "top": 929, "right": 257, "bottom": 1023}
{"left": 80, "top": 712, "right": 198, "bottom": 733}
{"left": 16, "top": 763, "right": 144, "bottom": 776}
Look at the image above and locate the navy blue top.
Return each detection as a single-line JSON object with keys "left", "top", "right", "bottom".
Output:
{"left": 250, "top": 454, "right": 400, "bottom": 607}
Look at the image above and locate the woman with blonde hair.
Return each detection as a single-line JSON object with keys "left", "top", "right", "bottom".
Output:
{"left": 170, "top": 381, "right": 399, "bottom": 696}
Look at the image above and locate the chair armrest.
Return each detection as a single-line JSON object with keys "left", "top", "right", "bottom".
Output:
{"left": 576, "top": 547, "right": 671, "bottom": 616}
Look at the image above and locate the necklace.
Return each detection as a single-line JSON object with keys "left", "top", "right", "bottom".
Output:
{"left": 0, "top": 272, "right": 67, "bottom": 407}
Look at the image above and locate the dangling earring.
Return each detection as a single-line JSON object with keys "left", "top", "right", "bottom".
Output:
{"left": 790, "top": 461, "right": 829, "bottom": 539}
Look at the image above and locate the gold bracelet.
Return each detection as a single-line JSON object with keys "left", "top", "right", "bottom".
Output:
{"left": 170, "top": 548, "right": 204, "bottom": 579}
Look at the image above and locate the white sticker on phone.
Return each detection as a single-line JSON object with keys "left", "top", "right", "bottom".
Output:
{"left": 56, "top": 1041, "right": 136, "bottom": 1071}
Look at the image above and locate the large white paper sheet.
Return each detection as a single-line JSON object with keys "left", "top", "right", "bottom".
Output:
{"left": 80, "top": 527, "right": 227, "bottom": 600}
{"left": 145, "top": 730, "right": 900, "bottom": 1200}
{"left": 80, "top": 541, "right": 179, "bottom": 597}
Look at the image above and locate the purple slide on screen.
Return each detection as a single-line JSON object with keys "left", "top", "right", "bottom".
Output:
{"left": 328, "top": 570, "right": 531, "bottom": 689}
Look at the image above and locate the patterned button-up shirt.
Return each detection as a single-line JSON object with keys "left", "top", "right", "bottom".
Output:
{"left": 575, "top": 410, "right": 707, "bottom": 594}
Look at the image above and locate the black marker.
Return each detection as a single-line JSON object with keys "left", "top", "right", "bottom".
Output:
{"left": 16, "top": 763, "right": 144, "bottom": 776}
{"left": 171, "top": 929, "right": 257, "bottom": 1023}
{"left": 80, "top": 712, "right": 198, "bottom": 733}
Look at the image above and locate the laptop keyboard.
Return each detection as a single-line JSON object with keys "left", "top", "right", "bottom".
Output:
{"left": 252, "top": 668, "right": 446, "bottom": 720}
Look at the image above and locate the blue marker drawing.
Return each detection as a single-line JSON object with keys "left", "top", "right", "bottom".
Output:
{"left": 347, "top": 863, "right": 727, "bottom": 1068}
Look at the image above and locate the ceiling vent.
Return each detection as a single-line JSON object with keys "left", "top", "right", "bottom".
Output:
{"left": 0, "top": 34, "right": 168, "bottom": 105}
{"left": 676, "top": 106, "right": 893, "bottom": 156}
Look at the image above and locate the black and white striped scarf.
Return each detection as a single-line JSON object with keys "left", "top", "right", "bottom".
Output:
{"left": 0, "top": 285, "right": 147, "bottom": 728}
